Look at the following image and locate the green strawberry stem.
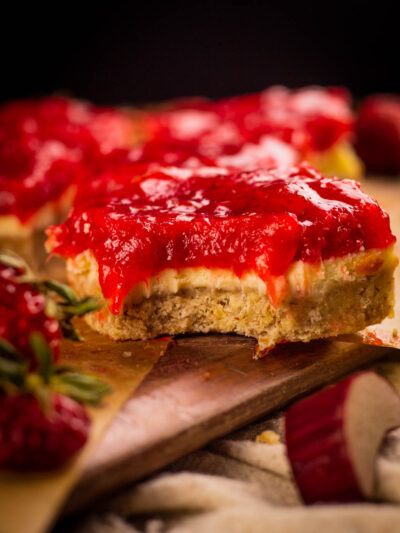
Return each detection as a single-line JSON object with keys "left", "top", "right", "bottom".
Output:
{"left": 43, "top": 279, "right": 80, "bottom": 304}
{"left": 1, "top": 333, "right": 111, "bottom": 407}
{"left": 30, "top": 332, "right": 53, "bottom": 384}
{"left": 0, "top": 338, "right": 28, "bottom": 388}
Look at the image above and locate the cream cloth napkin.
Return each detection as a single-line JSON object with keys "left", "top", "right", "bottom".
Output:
{"left": 61, "top": 365, "right": 400, "bottom": 533}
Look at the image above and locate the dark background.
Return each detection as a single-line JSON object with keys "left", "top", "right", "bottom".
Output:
{"left": 1, "top": 1, "right": 399, "bottom": 106}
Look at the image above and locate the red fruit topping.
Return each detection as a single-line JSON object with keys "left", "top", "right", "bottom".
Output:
{"left": 0, "top": 96, "right": 131, "bottom": 163}
{"left": 143, "top": 108, "right": 243, "bottom": 159}
{"left": 47, "top": 164, "right": 395, "bottom": 314}
{"left": 88, "top": 133, "right": 298, "bottom": 194}
{"left": 215, "top": 86, "right": 354, "bottom": 153}
{"left": 214, "top": 136, "right": 298, "bottom": 170}
{"left": 355, "top": 95, "right": 400, "bottom": 174}
{"left": 0, "top": 393, "right": 90, "bottom": 471}
{"left": 0, "top": 263, "right": 61, "bottom": 367}
{"left": 144, "top": 86, "right": 354, "bottom": 157}
{"left": 0, "top": 97, "right": 132, "bottom": 220}
{"left": 285, "top": 371, "right": 400, "bottom": 503}
{"left": 0, "top": 138, "right": 87, "bottom": 222}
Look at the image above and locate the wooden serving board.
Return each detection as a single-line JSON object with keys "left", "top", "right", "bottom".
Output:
{"left": 64, "top": 180, "right": 400, "bottom": 512}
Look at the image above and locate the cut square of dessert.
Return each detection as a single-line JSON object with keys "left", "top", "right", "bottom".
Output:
{"left": 46, "top": 164, "right": 397, "bottom": 356}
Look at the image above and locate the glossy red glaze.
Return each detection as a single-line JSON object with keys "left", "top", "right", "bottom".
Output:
{"left": 0, "top": 96, "right": 131, "bottom": 163}
{"left": 217, "top": 86, "right": 353, "bottom": 152}
{"left": 82, "top": 134, "right": 298, "bottom": 205}
{"left": 121, "top": 133, "right": 296, "bottom": 168}
{"left": 145, "top": 86, "right": 354, "bottom": 156}
{"left": 47, "top": 164, "right": 395, "bottom": 314}
{"left": 0, "top": 97, "right": 131, "bottom": 221}
{"left": 0, "top": 137, "right": 87, "bottom": 222}
{"left": 0, "top": 263, "right": 61, "bottom": 367}
{"left": 355, "top": 95, "right": 400, "bottom": 174}
{"left": 214, "top": 135, "right": 298, "bottom": 169}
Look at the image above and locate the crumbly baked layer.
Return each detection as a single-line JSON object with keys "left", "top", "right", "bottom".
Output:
{"left": 67, "top": 247, "right": 397, "bottom": 355}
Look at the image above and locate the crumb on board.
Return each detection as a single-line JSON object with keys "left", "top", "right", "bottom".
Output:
{"left": 256, "top": 430, "right": 281, "bottom": 445}
{"left": 122, "top": 351, "right": 132, "bottom": 358}
{"left": 203, "top": 371, "right": 211, "bottom": 380}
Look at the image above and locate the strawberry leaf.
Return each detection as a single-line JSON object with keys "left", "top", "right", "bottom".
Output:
{"left": 0, "top": 250, "right": 28, "bottom": 271}
{"left": 0, "top": 337, "right": 28, "bottom": 388}
{"left": 56, "top": 372, "right": 112, "bottom": 405}
{"left": 0, "top": 250, "right": 34, "bottom": 281}
{"left": 0, "top": 337, "right": 25, "bottom": 362}
{"left": 0, "top": 355, "right": 26, "bottom": 387}
{"left": 29, "top": 333, "right": 53, "bottom": 384}
{"left": 43, "top": 279, "right": 80, "bottom": 304}
{"left": 58, "top": 297, "right": 102, "bottom": 318}
{"left": 59, "top": 320, "right": 82, "bottom": 341}
{"left": 56, "top": 297, "right": 102, "bottom": 341}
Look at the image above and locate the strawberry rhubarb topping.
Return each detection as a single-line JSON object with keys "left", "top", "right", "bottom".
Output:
{"left": 143, "top": 86, "right": 354, "bottom": 157}
{"left": 99, "top": 133, "right": 298, "bottom": 176}
{"left": 0, "top": 97, "right": 133, "bottom": 221}
{"left": 47, "top": 164, "right": 395, "bottom": 314}
{"left": 0, "top": 96, "right": 133, "bottom": 164}
{"left": 0, "top": 137, "right": 87, "bottom": 222}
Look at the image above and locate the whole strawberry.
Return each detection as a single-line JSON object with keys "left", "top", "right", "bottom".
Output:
{"left": 0, "top": 332, "right": 110, "bottom": 471}
{"left": 0, "top": 262, "right": 62, "bottom": 367}
{"left": 0, "top": 393, "right": 89, "bottom": 470}
{"left": 0, "top": 251, "right": 101, "bottom": 369}
{"left": 355, "top": 95, "right": 400, "bottom": 175}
